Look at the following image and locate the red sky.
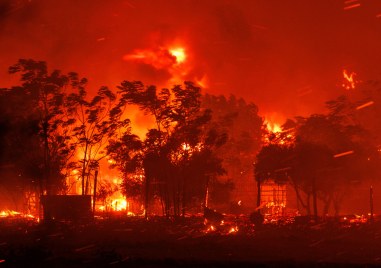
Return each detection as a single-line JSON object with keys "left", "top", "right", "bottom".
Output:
{"left": 1, "top": 0, "right": 381, "bottom": 125}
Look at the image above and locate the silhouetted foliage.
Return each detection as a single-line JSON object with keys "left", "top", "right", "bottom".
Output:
{"left": 202, "top": 94, "right": 263, "bottom": 206}
{"left": 1, "top": 59, "right": 83, "bottom": 195}
{"left": 117, "top": 81, "right": 225, "bottom": 217}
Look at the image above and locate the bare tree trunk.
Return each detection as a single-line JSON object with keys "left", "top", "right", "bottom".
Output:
{"left": 81, "top": 141, "right": 89, "bottom": 195}
{"left": 93, "top": 170, "right": 98, "bottom": 215}
{"left": 306, "top": 193, "right": 311, "bottom": 216}
{"left": 312, "top": 177, "right": 318, "bottom": 221}
{"left": 322, "top": 195, "right": 332, "bottom": 217}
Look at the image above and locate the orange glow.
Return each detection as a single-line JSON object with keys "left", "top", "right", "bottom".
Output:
{"left": 0, "top": 210, "right": 36, "bottom": 220}
{"left": 228, "top": 226, "right": 239, "bottom": 234}
{"left": 264, "top": 119, "right": 282, "bottom": 133}
{"left": 123, "top": 46, "right": 187, "bottom": 70}
{"left": 123, "top": 48, "right": 176, "bottom": 69}
{"left": 111, "top": 198, "right": 128, "bottom": 211}
{"left": 182, "top": 143, "right": 191, "bottom": 151}
{"left": 263, "top": 113, "right": 285, "bottom": 134}
{"left": 195, "top": 75, "right": 208, "bottom": 88}
{"left": 205, "top": 225, "right": 216, "bottom": 232}
{"left": 169, "top": 47, "right": 186, "bottom": 64}
{"left": 123, "top": 44, "right": 192, "bottom": 88}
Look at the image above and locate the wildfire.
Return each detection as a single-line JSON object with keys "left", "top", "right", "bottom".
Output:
{"left": 342, "top": 69, "right": 358, "bottom": 90}
{"left": 0, "top": 210, "right": 36, "bottom": 220}
{"left": 266, "top": 121, "right": 282, "bottom": 133}
{"left": 111, "top": 198, "right": 128, "bottom": 211}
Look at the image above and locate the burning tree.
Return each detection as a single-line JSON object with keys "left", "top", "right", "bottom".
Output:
{"left": 106, "top": 131, "right": 144, "bottom": 208}
{"left": 116, "top": 81, "right": 225, "bottom": 217}
{"left": 255, "top": 106, "right": 380, "bottom": 217}
{"left": 66, "top": 85, "right": 130, "bottom": 195}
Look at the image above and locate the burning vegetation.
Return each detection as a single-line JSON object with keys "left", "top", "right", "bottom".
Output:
{"left": 2, "top": 0, "right": 381, "bottom": 266}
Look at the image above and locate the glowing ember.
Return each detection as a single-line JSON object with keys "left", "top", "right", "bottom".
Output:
{"left": 206, "top": 225, "right": 216, "bottom": 232}
{"left": 342, "top": 69, "right": 357, "bottom": 90}
{"left": 182, "top": 143, "right": 191, "bottom": 151}
{"left": 228, "top": 226, "right": 239, "bottom": 234}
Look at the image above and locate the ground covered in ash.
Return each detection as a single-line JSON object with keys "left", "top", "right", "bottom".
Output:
{"left": 1, "top": 215, "right": 381, "bottom": 267}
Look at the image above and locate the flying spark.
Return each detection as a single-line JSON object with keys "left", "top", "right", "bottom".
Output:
{"left": 343, "top": 3, "right": 361, "bottom": 10}
{"left": 334, "top": 150, "right": 354, "bottom": 158}
{"left": 356, "top": 101, "right": 374, "bottom": 110}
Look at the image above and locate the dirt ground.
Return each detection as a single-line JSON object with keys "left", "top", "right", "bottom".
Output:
{"left": 1, "top": 215, "right": 381, "bottom": 267}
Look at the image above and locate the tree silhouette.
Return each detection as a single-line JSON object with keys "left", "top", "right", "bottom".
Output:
{"left": 4, "top": 59, "right": 82, "bottom": 195}
{"left": 117, "top": 81, "right": 225, "bottom": 217}
{"left": 202, "top": 94, "right": 263, "bottom": 208}
{"left": 67, "top": 85, "right": 129, "bottom": 195}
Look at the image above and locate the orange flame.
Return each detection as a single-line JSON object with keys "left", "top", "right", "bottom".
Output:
{"left": 0, "top": 210, "right": 36, "bottom": 220}
{"left": 265, "top": 120, "right": 282, "bottom": 133}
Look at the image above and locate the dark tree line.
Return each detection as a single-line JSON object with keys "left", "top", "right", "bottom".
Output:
{"left": 0, "top": 59, "right": 264, "bottom": 216}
